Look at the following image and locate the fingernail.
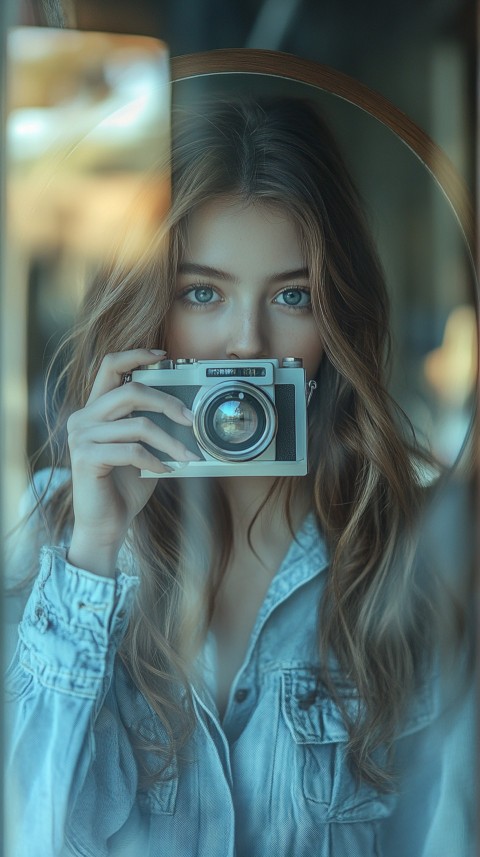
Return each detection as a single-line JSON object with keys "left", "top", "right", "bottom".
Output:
{"left": 182, "top": 407, "right": 194, "bottom": 422}
{"left": 150, "top": 349, "right": 167, "bottom": 355}
{"left": 184, "top": 449, "right": 201, "bottom": 461}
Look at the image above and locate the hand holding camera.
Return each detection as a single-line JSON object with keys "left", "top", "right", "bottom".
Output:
{"left": 66, "top": 348, "right": 199, "bottom": 576}
{"left": 66, "top": 349, "right": 310, "bottom": 575}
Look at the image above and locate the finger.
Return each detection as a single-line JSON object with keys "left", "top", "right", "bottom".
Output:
{"left": 80, "top": 383, "right": 194, "bottom": 426}
{"left": 72, "top": 417, "right": 201, "bottom": 462}
{"left": 88, "top": 349, "right": 167, "bottom": 403}
{"left": 71, "top": 441, "right": 174, "bottom": 474}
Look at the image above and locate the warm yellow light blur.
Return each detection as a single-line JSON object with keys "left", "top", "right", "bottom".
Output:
{"left": 423, "top": 305, "right": 477, "bottom": 407}
{"left": 3, "top": 27, "right": 170, "bottom": 529}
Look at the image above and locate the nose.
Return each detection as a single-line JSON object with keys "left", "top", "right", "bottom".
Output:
{"left": 225, "top": 305, "right": 268, "bottom": 359}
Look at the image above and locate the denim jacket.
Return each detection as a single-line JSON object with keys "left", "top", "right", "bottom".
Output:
{"left": 4, "top": 469, "right": 475, "bottom": 857}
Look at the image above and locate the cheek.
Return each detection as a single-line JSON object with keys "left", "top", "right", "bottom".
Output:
{"left": 278, "top": 324, "right": 323, "bottom": 376}
{"left": 165, "top": 309, "right": 219, "bottom": 359}
{"left": 164, "top": 307, "right": 188, "bottom": 354}
{"left": 299, "top": 330, "right": 324, "bottom": 379}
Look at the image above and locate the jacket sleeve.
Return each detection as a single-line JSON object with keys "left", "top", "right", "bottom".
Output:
{"left": 5, "top": 543, "right": 140, "bottom": 857}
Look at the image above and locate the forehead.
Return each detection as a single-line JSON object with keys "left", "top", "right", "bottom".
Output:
{"left": 181, "top": 197, "right": 305, "bottom": 272}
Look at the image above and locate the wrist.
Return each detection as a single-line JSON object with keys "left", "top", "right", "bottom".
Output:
{"left": 68, "top": 528, "right": 126, "bottom": 578}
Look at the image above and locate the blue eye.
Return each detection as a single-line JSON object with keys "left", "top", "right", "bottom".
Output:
{"left": 192, "top": 286, "right": 215, "bottom": 303}
{"left": 275, "top": 288, "right": 311, "bottom": 308}
{"left": 179, "top": 285, "right": 222, "bottom": 307}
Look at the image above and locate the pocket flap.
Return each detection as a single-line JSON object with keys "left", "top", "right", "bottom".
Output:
{"left": 282, "top": 670, "right": 360, "bottom": 744}
{"left": 282, "top": 668, "right": 436, "bottom": 746}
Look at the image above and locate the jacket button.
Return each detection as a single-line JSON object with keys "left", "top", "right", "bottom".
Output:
{"left": 234, "top": 688, "right": 249, "bottom": 703}
{"left": 34, "top": 605, "right": 50, "bottom": 633}
{"left": 298, "top": 691, "right": 317, "bottom": 709}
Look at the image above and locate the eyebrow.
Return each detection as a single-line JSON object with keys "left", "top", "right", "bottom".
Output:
{"left": 177, "top": 263, "right": 234, "bottom": 281}
{"left": 177, "top": 263, "right": 309, "bottom": 283}
{"left": 271, "top": 267, "right": 309, "bottom": 283}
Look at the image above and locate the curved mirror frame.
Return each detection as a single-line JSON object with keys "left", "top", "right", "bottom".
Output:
{"left": 170, "top": 49, "right": 478, "bottom": 470}
{"left": 171, "top": 50, "right": 475, "bottom": 258}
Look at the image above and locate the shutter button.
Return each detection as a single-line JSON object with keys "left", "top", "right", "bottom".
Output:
{"left": 234, "top": 688, "right": 249, "bottom": 703}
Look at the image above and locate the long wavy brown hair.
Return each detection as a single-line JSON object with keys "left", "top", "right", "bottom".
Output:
{"left": 22, "top": 97, "right": 447, "bottom": 789}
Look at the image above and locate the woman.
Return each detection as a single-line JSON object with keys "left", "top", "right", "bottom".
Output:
{"left": 5, "top": 97, "right": 472, "bottom": 857}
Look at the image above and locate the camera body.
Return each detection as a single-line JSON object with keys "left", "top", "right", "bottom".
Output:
{"left": 131, "top": 357, "right": 309, "bottom": 478}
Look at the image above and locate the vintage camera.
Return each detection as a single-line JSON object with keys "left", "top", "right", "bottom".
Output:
{"left": 130, "top": 358, "right": 309, "bottom": 478}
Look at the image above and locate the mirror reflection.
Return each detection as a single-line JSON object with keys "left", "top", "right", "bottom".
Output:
{"left": 4, "top": 44, "right": 476, "bottom": 857}
{"left": 172, "top": 72, "right": 477, "bottom": 469}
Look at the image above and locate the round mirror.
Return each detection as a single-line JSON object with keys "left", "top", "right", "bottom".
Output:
{"left": 170, "top": 51, "right": 477, "bottom": 470}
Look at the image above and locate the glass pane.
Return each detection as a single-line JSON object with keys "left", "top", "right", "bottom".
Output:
{"left": 4, "top": 27, "right": 170, "bottom": 529}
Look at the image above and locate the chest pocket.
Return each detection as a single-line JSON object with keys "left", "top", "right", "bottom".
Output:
{"left": 281, "top": 668, "right": 435, "bottom": 823}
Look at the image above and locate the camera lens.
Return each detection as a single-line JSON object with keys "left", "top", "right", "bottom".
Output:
{"left": 194, "top": 383, "right": 276, "bottom": 461}
{"left": 211, "top": 396, "right": 259, "bottom": 444}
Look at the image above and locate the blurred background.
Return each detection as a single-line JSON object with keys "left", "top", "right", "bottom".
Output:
{"left": 4, "top": 18, "right": 171, "bottom": 527}
{"left": 1, "top": 0, "right": 478, "bottom": 529}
